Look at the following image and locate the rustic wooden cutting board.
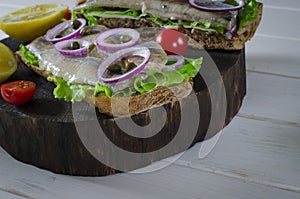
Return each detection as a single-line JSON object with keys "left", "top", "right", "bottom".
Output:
{"left": 0, "top": 38, "right": 246, "bottom": 176}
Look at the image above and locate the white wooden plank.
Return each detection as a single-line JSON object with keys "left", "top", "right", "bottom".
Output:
{"left": 6, "top": 0, "right": 299, "bottom": 10}
{"left": 0, "top": 190, "right": 29, "bottom": 199}
{"left": 0, "top": 147, "right": 143, "bottom": 199}
{"left": 259, "top": 0, "right": 300, "bottom": 10}
{"left": 246, "top": 59, "right": 300, "bottom": 80}
{"left": 255, "top": 6, "right": 300, "bottom": 39}
{"left": 0, "top": 146, "right": 300, "bottom": 199}
{"left": 239, "top": 72, "right": 300, "bottom": 124}
{"left": 2, "top": 0, "right": 300, "bottom": 11}
{"left": 3, "top": 0, "right": 300, "bottom": 9}
{"left": 178, "top": 116, "right": 300, "bottom": 191}
{"left": 246, "top": 35, "right": 300, "bottom": 62}
{"left": 83, "top": 165, "right": 300, "bottom": 199}
{"left": 246, "top": 35, "right": 300, "bottom": 78}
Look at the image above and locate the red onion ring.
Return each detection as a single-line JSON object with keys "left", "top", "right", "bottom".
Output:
{"left": 162, "top": 55, "right": 185, "bottom": 72}
{"left": 225, "top": 17, "right": 239, "bottom": 39}
{"left": 96, "top": 28, "right": 140, "bottom": 51}
{"left": 189, "top": 0, "right": 245, "bottom": 12}
{"left": 45, "top": 18, "right": 86, "bottom": 43}
{"left": 97, "top": 46, "right": 150, "bottom": 83}
{"left": 54, "top": 39, "right": 91, "bottom": 56}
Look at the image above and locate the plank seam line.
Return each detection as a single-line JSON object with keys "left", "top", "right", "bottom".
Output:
{"left": 0, "top": 187, "right": 36, "bottom": 199}
{"left": 246, "top": 70, "right": 300, "bottom": 80}
{"left": 254, "top": 33, "right": 300, "bottom": 42}
{"left": 173, "top": 162, "right": 300, "bottom": 194}
{"left": 237, "top": 113, "right": 300, "bottom": 128}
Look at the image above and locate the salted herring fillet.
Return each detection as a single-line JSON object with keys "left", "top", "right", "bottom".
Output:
{"left": 74, "top": 0, "right": 237, "bottom": 31}
{"left": 25, "top": 27, "right": 168, "bottom": 92}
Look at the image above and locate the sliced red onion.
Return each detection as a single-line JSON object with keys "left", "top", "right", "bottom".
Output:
{"left": 54, "top": 39, "right": 91, "bottom": 56}
{"left": 45, "top": 18, "right": 86, "bottom": 43}
{"left": 225, "top": 17, "right": 239, "bottom": 39}
{"left": 189, "top": 0, "right": 245, "bottom": 12}
{"left": 162, "top": 55, "right": 185, "bottom": 72}
{"left": 96, "top": 28, "right": 140, "bottom": 51}
{"left": 97, "top": 46, "right": 150, "bottom": 83}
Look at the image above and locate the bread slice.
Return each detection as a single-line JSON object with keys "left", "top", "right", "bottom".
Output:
{"left": 16, "top": 51, "right": 193, "bottom": 117}
{"left": 85, "top": 81, "right": 193, "bottom": 116}
{"left": 76, "top": 0, "right": 263, "bottom": 50}
{"left": 179, "top": 2, "right": 263, "bottom": 50}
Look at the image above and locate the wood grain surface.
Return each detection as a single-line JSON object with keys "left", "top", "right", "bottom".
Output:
{"left": 0, "top": 38, "right": 246, "bottom": 176}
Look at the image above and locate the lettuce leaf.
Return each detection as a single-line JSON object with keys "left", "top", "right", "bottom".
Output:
{"left": 83, "top": 8, "right": 225, "bottom": 34}
{"left": 80, "top": 9, "right": 98, "bottom": 26}
{"left": 238, "top": 0, "right": 259, "bottom": 28}
{"left": 226, "top": 0, "right": 240, "bottom": 6}
{"left": 46, "top": 57, "right": 202, "bottom": 101}
{"left": 94, "top": 83, "right": 112, "bottom": 97}
{"left": 150, "top": 16, "right": 225, "bottom": 34}
{"left": 82, "top": 8, "right": 145, "bottom": 19}
{"left": 19, "top": 44, "right": 38, "bottom": 65}
{"left": 47, "top": 76, "right": 96, "bottom": 102}
{"left": 133, "top": 57, "right": 203, "bottom": 94}
{"left": 19, "top": 41, "right": 202, "bottom": 102}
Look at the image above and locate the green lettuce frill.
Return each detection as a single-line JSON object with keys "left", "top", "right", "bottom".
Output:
{"left": 46, "top": 57, "right": 202, "bottom": 102}
{"left": 20, "top": 44, "right": 38, "bottom": 65}
{"left": 20, "top": 34, "right": 202, "bottom": 103}
{"left": 82, "top": 0, "right": 259, "bottom": 34}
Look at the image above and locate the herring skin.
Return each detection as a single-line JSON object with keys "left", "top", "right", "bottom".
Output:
{"left": 74, "top": 0, "right": 236, "bottom": 31}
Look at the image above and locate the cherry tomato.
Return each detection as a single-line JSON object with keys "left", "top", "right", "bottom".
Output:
{"left": 64, "top": 10, "right": 72, "bottom": 20}
{"left": 1, "top": 80, "right": 36, "bottom": 106}
{"left": 64, "top": 10, "right": 80, "bottom": 20}
{"left": 155, "top": 29, "right": 188, "bottom": 55}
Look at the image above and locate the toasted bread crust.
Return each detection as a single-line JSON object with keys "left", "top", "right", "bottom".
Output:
{"left": 16, "top": 51, "right": 193, "bottom": 117}
{"left": 180, "top": 3, "right": 263, "bottom": 50}
{"left": 85, "top": 81, "right": 192, "bottom": 116}
{"left": 76, "top": 1, "right": 263, "bottom": 50}
{"left": 77, "top": 0, "right": 86, "bottom": 5}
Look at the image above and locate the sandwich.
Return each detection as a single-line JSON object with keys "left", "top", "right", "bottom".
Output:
{"left": 16, "top": 0, "right": 262, "bottom": 117}
{"left": 74, "top": 0, "right": 263, "bottom": 50}
{"left": 17, "top": 22, "right": 203, "bottom": 117}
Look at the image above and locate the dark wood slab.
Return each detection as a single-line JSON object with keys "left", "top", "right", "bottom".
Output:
{"left": 0, "top": 38, "right": 246, "bottom": 176}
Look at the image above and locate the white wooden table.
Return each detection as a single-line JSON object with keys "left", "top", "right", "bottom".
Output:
{"left": 1, "top": 1, "right": 300, "bottom": 198}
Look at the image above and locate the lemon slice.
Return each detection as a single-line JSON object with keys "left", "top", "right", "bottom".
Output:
{"left": 0, "top": 4, "right": 68, "bottom": 41}
{"left": 0, "top": 43, "right": 18, "bottom": 83}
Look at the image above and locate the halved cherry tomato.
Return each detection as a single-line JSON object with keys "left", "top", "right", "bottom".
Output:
{"left": 1, "top": 80, "right": 36, "bottom": 105}
{"left": 64, "top": 9, "right": 80, "bottom": 20}
{"left": 155, "top": 29, "right": 188, "bottom": 55}
{"left": 64, "top": 10, "right": 72, "bottom": 20}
